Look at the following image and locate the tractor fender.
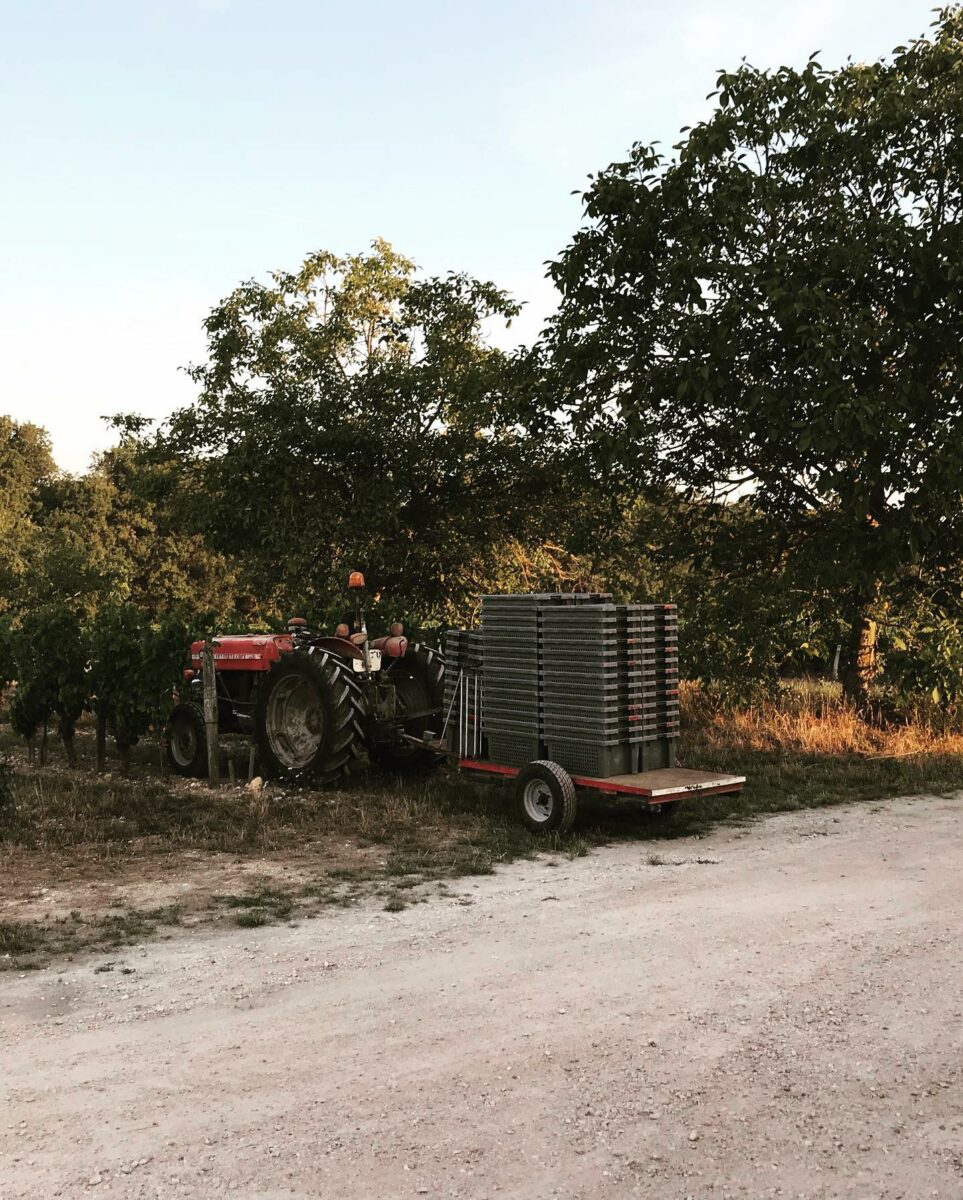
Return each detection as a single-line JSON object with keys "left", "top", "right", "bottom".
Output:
{"left": 310, "top": 636, "right": 364, "bottom": 660}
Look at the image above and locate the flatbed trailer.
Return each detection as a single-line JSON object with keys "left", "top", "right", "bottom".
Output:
{"left": 458, "top": 757, "right": 746, "bottom": 833}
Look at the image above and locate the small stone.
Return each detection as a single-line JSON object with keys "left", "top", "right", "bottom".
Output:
{"left": 688, "top": 1131, "right": 699, "bottom": 1142}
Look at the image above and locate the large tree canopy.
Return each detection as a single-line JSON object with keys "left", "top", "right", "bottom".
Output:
{"left": 548, "top": 8, "right": 963, "bottom": 702}
{"left": 155, "top": 240, "right": 562, "bottom": 627}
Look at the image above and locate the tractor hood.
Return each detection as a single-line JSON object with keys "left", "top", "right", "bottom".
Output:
{"left": 190, "top": 635, "right": 293, "bottom": 672}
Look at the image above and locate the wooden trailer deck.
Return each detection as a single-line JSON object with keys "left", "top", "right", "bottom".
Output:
{"left": 459, "top": 759, "right": 745, "bottom": 804}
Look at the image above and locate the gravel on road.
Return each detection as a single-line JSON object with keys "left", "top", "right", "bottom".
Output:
{"left": 2, "top": 794, "right": 962, "bottom": 1199}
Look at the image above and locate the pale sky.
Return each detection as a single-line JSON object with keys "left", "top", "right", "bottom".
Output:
{"left": 0, "top": 0, "right": 939, "bottom": 473}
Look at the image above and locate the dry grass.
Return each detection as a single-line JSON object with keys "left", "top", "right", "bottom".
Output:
{"left": 684, "top": 680, "right": 963, "bottom": 759}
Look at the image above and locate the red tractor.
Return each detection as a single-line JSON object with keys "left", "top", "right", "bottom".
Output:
{"left": 164, "top": 573, "right": 445, "bottom": 783}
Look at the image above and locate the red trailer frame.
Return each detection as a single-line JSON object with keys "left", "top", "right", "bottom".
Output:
{"left": 458, "top": 757, "right": 745, "bottom": 807}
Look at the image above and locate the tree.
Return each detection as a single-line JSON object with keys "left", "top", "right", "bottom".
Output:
{"left": 19, "top": 442, "right": 240, "bottom": 623}
{"left": 0, "top": 417, "right": 56, "bottom": 615}
{"left": 152, "top": 240, "right": 563, "bottom": 628}
{"left": 548, "top": 8, "right": 963, "bottom": 707}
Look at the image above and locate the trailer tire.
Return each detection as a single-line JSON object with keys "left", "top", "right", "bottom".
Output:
{"left": 650, "top": 800, "right": 680, "bottom": 819}
{"left": 165, "top": 702, "right": 208, "bottom": 777}
{"left": 516, "top": 760, "right": 577, "bottom": 834}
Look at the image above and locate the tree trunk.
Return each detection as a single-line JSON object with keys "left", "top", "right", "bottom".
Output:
{"left": 842, "top": 608, "right": 879, "bottom": 711}
{"left": 39, "top": 722, "right": 48, "bottom": 767}
{"left": 96, "top": 711, "right": 108, "bottom": 774}
{"left": 62, "top": 732, "right": 76, "bottom": 768}
{"left": 118, "top": 743, "right": 131, "bottom": 778}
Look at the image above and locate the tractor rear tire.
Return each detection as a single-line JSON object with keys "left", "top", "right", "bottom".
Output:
{"left": 165, "top": 702, "right": 208, "bottom": 778}
{"left": 254, "top": 650, "right": 364, "bottom": 785}
{"left": 373, "top": 643, "right": 446, "bottom": 772}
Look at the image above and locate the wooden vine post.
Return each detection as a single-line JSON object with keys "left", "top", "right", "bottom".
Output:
{"left": 202, "top": 640, "right": 220, "bottom": 786}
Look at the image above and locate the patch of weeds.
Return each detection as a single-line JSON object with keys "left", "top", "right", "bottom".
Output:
{"left": 92, "top": 904, "right": 183, "bottom": 947}
{"left": 326, "top": 867, "right": 371, "bottom": 881}
{"left": 457, "top": 859, "right": 497, "bottom": 876}
{"left": 0, "top": 920, "right": 43, "bottom": 956}
{"left": 383, "top": 896, "right": 407, "bottom": 913}
{"left": 235, "top": 908, "right": 271, "bottom": 928}
{"left": 214, "top": 888, "right": 294, "bottom": 922}
{"left": 647, "top": 853, "right": 668, "bottom": 866}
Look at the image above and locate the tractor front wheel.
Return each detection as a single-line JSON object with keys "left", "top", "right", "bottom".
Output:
{"left": 165, "top": 702, "right": 208, "bottom": 777}
{"left": 254, "top": 650, "right": 363, "bottom": 784}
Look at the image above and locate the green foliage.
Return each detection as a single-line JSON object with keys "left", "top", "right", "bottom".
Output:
{"left": 882, "top": 598, "right": 963, "bottom": 708}
{"left": 2, "top": 605, "right": 88, "bottom": 753}
{"left": 3, "top": 614, "right": 55, "bottom": 744}
{"left": 8, "top": 678, "right": 52, "bottom": 746}
{"left": 39, "top": 606, "right": 88, "bottom": 753}
{"left": 548, "top": 8, "right": 963, "bottom": 701}
{"left": 0, "top": 417, "right": 56, "bottom": 615}
{"left": 152, "top": 239, "right": 563, "bottom": 626}
{"left": 87, "top": 604, "right": 190, "bottom": 760}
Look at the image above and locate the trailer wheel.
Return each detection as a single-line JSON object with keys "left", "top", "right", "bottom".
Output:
{"left": 650, "top": 800, "right": 680, "bottom": 819}
{"left": 516, "top": 761, "right": 577, "bottom": 834}
{"left": 165, "top": 702, "right": 207, "bottom": 777}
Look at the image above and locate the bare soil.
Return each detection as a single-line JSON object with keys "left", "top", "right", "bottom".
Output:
{"left": 1, "top": 794, "right": 962, "bottom": 1199}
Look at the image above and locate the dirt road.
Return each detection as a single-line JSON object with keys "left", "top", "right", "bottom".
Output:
{"left": 2, "top": 795, "right": 962, "bottom": 1199}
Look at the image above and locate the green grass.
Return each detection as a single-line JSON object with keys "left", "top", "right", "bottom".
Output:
{"left": 0, "top": 904, "right": 184, "bottom": 967}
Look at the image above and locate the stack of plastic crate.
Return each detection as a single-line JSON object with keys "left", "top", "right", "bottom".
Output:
{"left": 539, "top": 604, "right": 638, "bottom": 777}
{"left": 480, "top": 594, "right": 546, "bottom": 766}
{"left": 635, "top": 604, "right": 679, "bottom": 768}
{"left": 443, "top": 630, "right": 484, "bottom": 754}
{"left": 479, "top": 594, "right": 610, "bottom": 765}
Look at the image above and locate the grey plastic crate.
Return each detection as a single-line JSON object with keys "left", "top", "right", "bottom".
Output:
{"left": 486, "top": 733, "right": 542, "bottom": 767}
{"left": 540, "top": 670, "right": 639, "bottom": 687}
{"left": 638, "top": 739, "right": 677, "bottom": 771}
{"left": 483, "top": 640, "right": 540, "bottom": 653}
{"left": 543, "top": 739, "right": 636, "bottom": 778}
